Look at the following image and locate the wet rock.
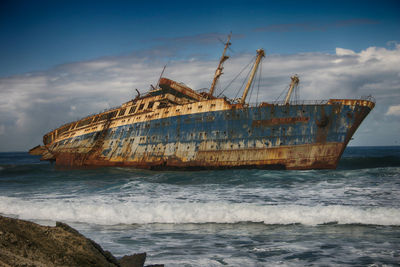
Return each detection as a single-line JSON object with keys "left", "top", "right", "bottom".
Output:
{"left": 0, "top": 215, "right": 162, "bottom": 267}
{"left": 119, "top": 253, "right": 146, "bottom": 267}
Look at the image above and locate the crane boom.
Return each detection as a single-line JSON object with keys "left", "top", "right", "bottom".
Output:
{"left": 240, "top": 49, "right": 265, "bottom": 104}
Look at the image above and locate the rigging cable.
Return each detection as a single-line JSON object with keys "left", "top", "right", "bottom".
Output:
{"left": 256, "top": 60, "right": 262, "bottom": 105}
{"left": 248, "top": 73, "right": 255, "bottom": 103}
{"left": 217, "top": 56, "right": 256, "bottom": 97}
{"left": 274, "top": 84, "right": 290, "bottom": 103}
{"left": 295, "top": 80, "right": 300, "bottom": 105}
{"left": 233, "top": 58, "right": 255, "bottom": 100}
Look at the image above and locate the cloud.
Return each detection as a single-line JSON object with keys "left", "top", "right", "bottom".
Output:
{"left": 335, "top": 48, "right": 357, "bottom": 56}
{"left": 0, "top": 44, "right": 400, "bottom": 151}
{"left": 386, "top": 105, "right": 400, "bottom": 116}
{"left": 254, "top": 18, "right": 379, "bottom": 32}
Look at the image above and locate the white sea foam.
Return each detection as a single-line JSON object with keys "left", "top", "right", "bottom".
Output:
{"left": 1, "top": 196, "right": 399, "bottom": 226}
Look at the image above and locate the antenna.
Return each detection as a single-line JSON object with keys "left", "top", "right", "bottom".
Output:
{"left": 156, "top": 64, "right": 167, "bottom": 89}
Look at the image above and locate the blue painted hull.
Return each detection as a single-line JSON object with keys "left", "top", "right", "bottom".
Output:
{"left": 47, "top": 100, "right": 374, "bottom": 170}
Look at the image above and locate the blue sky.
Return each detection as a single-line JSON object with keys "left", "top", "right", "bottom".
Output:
{"left": 1, "top": 0, "right": 399, "bottom": 77}
{"left": 0, "top": 0, "right": 400, "bottom": 151}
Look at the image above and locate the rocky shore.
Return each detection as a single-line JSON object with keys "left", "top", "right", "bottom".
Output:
{"left": 0, "top": 215, "right": 163, "bottom": 267}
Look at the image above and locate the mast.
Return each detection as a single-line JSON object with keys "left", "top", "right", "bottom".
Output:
{"left": 284, "top": 75, "right": 299, "bottom": 104}
{"left": 209, "top": 33, "right": 232, "bottom": 97}
{"left": 240, "top": 49, "right": 265, "bottom": 104}
{"left": 156, "top": 64, "right": 167, "bottom": 89}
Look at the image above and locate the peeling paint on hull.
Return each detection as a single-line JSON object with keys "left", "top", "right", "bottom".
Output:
{"left": 34, "top": 98, "right": 374, "bottom": 170}
{"left": 53, "top": 142, "right": 342, "bottom": 170}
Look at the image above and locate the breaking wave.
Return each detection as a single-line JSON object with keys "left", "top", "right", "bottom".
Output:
{"left": 1, "top": 196, "right": 399, "bottom": 226}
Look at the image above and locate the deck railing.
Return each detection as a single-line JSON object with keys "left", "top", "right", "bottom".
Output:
{"left": 47, "top": 95, "right": 375, "bottom": 136}
{"left": 246, "top": 95, "right": 375, "bottom": 107}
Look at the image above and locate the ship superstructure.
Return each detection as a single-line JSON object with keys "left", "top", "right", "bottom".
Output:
{"left": 30, "top": 37, "right": 375, "bottom": 170}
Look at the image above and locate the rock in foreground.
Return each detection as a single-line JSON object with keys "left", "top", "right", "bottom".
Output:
{"left": 0, "top": 215, "right": 162, "bottom": 267}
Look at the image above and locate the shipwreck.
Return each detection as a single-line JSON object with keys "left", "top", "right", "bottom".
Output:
{"left": 30, "top": 34, "right": 375, "bottom": 170}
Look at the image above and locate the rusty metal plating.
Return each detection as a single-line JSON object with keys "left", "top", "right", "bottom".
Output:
{"left": 29, "top": 40, "right": 375, "bottom": 170}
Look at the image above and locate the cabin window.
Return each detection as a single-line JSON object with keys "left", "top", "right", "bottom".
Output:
{"left": 198, "top": 105, "right": 203, "bottom": 109}
{"left": 211, "top": 104, "right": 216, "bottom": 107}
{"left": 138, "top": 103, "right": 145, "bottom": 110}
{"left": 98, "top": 113, "right": 107, "bottom": 121}
{"left": 147, "top": 102, "right": 154, "bottom": 109}
{"left": 129, "top": 106, "right": 137, "bottom": 114}
{"left": 119, "top": 108, "right": 126, "bottom": 116}
{"left": 100, "top": 110, "right": 118, "bottom": 120}
{"left": 77, "top": 117, "right": 93, "bottom": 128}
{"left": 176, "top": 109, "right": 180, "bottom": 112}
{"left": 158, "top": 102, "right": 168, "bottom": 109}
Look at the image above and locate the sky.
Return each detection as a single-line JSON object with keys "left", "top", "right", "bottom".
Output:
{"left": 0, "top": 0, "right": 399, "bottom": 151}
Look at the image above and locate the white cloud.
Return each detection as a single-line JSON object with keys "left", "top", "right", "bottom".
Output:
{"left": 336, "top": 48, "right": 356, "bottom": 56}
{"left": 386, "top": 105, "right": 400, "bottom": 116}
{"left": 0, "top": 44, "right": 400, "bottom": 150}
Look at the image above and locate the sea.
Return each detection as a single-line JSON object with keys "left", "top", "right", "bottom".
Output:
{"left": 1, "top": 146, "right": 400, "bottom": 266}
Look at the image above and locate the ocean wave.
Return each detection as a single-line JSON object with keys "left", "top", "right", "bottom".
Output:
{"left": 1, "top": 196, "right": 399, "bottom": 226}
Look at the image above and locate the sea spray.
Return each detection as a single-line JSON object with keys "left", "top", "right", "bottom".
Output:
{"left": 1, "top": 196, "right": 400, "bottom": 226}
{"left": 1, "top": 148, "right": 400, "bottom": 266}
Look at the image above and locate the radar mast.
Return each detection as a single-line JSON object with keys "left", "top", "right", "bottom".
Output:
{"left": 209, "top": 33, "right": 232, "bottom": 97}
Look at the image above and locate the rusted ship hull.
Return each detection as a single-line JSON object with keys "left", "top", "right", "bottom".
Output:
{"left": 33, "top": 97, "right": 374, "bottom": 170}
{"left": 30, "top": 39, "right": 375, "bottom": 170}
